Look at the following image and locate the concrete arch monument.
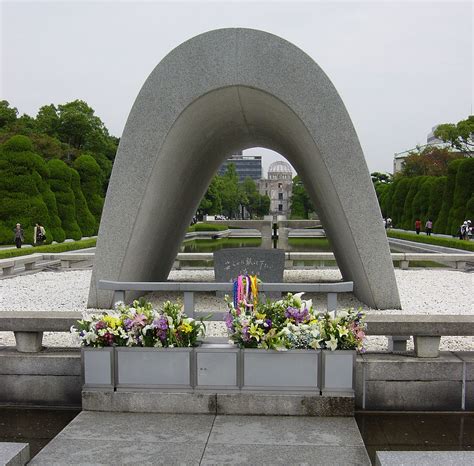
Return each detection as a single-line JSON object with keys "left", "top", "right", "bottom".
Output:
{"left": 88, "top": 28, "right": 401, "bottom": 310}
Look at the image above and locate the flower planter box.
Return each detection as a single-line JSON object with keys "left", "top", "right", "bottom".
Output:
{"left": 81, "top": 347, "right": 114, "bottom": 390}
{"left": 115, "top": 347, "right": 193, "bottom": 390}
{"left": 242, "top": 349, "right": 320, "bottom": 391}
{"left": 321, "top": 350, "right": 356, "bottom": 395}
{"left": 195, "top": 343, "right": 240, "bottom": 389}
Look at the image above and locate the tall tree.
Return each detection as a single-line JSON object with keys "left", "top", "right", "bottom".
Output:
{"left": 400, "top": 146, "right": 463, "bottom": 177}
{"left": 434, "top": 115, "right": 474, "bottom": 153}
{"left": 290, "top": 175, "right": 314, "bottom": 219}
{"left": 0, "top": 100, "right": 18, "bottom": 128}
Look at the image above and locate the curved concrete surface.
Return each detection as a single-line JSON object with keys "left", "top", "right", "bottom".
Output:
{"left": 88, "top": 28, "right": 400, "bottom": 309}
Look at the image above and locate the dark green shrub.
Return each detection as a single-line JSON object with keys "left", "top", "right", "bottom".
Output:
{"left": 436, "top": 158, "right": 463, "bottom": 233}
{"left": 390, "top": 178, "right": 411, "bottom": 227}
{"left": 427, "top": 176, "right": 446, "bottom": 231}
{"left": 411, "top": 177, "right": 432, "bottom": 225}
{"left": 47, "top": 159, "right": 82, "bottom": 240}
{"left": 74, "top": 154, "right": 104, "bottom": 229}
{"left": 448, "top": 158, "right": 474, "bottom": 235}
{"left": 70, "top": 168, "right": 96, "bottom": 236}
{"left": 194, "top": 223, "right": 229, "bottom": 232}
{"left": 465, "top": 194, "right": 474, "bottom": 223}
{"left": 0, "top": 237, "right": 97, "bottom": 259}
{"left": 387, "top": 229, "right": 474, "bottom": 252}
{"left": 0, "top": 135, "right": 65, "bottom": 244}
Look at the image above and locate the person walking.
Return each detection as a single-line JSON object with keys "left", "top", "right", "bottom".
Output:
{"left": 33, "top": 223, "right": 46, "bottom": 246}
{"left": 425, "top": 219, "right": 433, "bottom": 236}
{"left": 13, "top": 223, "right": 24, "bottom": 248}
{"left": 467, "top": 220, "right": 472, "bottom": 241}
{"left": 415, "top": 219, "right": 422, "bottom": 235}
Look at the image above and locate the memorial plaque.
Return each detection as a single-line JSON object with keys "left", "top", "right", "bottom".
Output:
{"left": 214, "top": 248, "right": 285, "bottom": 298}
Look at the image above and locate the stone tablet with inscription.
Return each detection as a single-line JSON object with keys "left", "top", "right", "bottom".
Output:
{"left": 214, "top": 248, "right": 285, "bottom": 298}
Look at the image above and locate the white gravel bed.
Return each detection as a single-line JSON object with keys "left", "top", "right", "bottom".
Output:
{"left": 0, "top": 268, "right": 472, "bottom": 352}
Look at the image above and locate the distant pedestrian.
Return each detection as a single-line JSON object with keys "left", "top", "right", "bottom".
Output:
{"left": 383, "top": 218, "right": 387, "bottom": 229}
{"left": 33, "top": 223, "right": 46, "bottom": 246}
{"left": 425, "top": 219, "right": 433, "bottom": 236}
{"left": 467, "top": 221, "right": 472, "bottom": 241}
{"left": 415, "top": 219, "right": 422, "bottom": 235}
{"left": 13, "top": 223, "right": 24, "bottom": 248}
{"left": 386, "top": 217, "right": 392, "bottom": 229}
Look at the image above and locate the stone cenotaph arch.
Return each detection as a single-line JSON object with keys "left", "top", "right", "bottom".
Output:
{"left": 88, "top": 28, "right": 401, "bottom": 310}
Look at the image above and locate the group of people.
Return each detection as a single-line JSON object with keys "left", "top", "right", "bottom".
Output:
{"left": 459, "top": 220, "right": 472, "bottom": 240}
{"left": 414, "top": 219, "right": 433, "bottom": 236}
{"left": 12, "top": 223, "right": 47, "bottom": 249}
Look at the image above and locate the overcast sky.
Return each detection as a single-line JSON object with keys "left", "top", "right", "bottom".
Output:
{"left": 1, "top": 0, "right": 472, "bottom": 175}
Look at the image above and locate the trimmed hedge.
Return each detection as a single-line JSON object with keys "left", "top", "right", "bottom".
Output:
{"left": 447, "top": 158, "right": 474, "bottom": 236}
{"left": 387, "top": 229, "right": 474, "bottom": 252}
{"left": 0, "top": 135, "right": 65, "bottom": 244}
{"left": 70, "top": 168, "right": 96, "bottom": 236}
{"left": 48, "top": 159, "right": 82, "bottom": 240}
{"left": 74, "top": 154, "right": 104, "bottom": 228}
{"left": 0, "top": 238, "right": 97, "bottom": 260}
{"left": 189, "top": 223, "right": 229, "bottom": 232}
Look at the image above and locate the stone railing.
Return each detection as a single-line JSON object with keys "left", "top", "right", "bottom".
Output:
{"left": 0, "top": 253, "right": 94, "bottom": 276}
{"left": 0, "top": 311, "right": 81, "bottom": 352}
{"left": 172, "top": 252, "right": 472, "bottom": 270}
{"left": 97, "top": 280, "right": 354, "bottom": 315}
{"left": 1, "top": 310, "right": 473, "bottom": 359}
{"left": 365, "top": 314, "right": 474, "bottom": 357}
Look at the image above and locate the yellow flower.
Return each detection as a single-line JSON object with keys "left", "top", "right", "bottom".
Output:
{"left": 103, "top": 315, "right": 120, "bottom": 329}
{"left": 179, "top": 322, "right": 193, "bottom": 334}
{"left": 255, "top": 312, "right": 266, "bottom": 320}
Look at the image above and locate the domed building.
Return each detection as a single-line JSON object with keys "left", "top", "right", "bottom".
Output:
{"left": 258, "top": 160, "right": 293, "bottom": 218}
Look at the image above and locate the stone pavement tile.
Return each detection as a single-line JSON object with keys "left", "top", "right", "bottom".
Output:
{"left": 52, "top": 411, "right": 214, "bottom": 443}
{"left": 208, "top": 416, "right": 365, "bottom": 446}
{"left": 201, "top": 444, "right": 370, "bottom": 465}
{"left": 29, "top": 438, "right": 204, "bottom": 465}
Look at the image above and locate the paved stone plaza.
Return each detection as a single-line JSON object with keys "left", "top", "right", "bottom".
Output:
{"left": 29, "top": 412, "right": 370, "bottom": 465}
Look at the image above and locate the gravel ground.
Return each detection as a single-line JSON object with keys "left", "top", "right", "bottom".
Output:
{"left": 0, "top": 268, "right": 472, "bottom": 351}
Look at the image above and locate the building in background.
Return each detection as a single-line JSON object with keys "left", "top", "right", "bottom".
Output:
{"left": 258, "top": 160, "right": 293, "bottom": 218}
{"left": 218, "top": 151, "right": 262, "bottom": 181}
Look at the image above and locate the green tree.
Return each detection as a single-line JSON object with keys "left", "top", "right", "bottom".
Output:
{"left": 220, "top": 164, "right": 240, "bottom": 218}
{"left": 47, "top": 159, "right": 82, "bottom": 240}
{"left": 400, "top": 146, "right": 462, "bottom": 177}
{"left": 436, "top": 158, "right": 463, "bottom": 234}
{"left": 74, "top": 154, "right": 105, "bottom": 229}
{"left": 240, "top": 177, "right": 270, "bottom": 218}
{"left": 390, "top": 178, "right": 411, "bottom": 227}
{"left": 0, "top": 135, "right": 65, "bottom": 244}
{"left": 427, "top": 176, "right": 446, "bottom": 229}
{"left": 434, "top": 115, "right": 474, "bottom": 153}
{"left": 447, "top": 157, "right": 474, "bottom": 235}
{"left": 0, "top": 100, "right": 18, "bottom": 128}
{"left": 290, "top": 175, "right": 314, "bottom": 219}
{"left": 371, "top": 172, "right": 393, "bottom": 185}
{"left": 198, "top": 176, "right": 223, "bottom": 215}
{"left": 70, "top": 168, "right": 96, "bottom": 236}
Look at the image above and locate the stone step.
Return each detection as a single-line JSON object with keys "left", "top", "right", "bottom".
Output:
{"left": 29, "top": 411, "right": 370, "bottom": 465}
{"left": 82, "top": 390, "right": 354, "bottom": 416}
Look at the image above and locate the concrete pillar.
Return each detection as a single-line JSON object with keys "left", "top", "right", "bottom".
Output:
{"left": 387, "top": 336, "right": 410, "bottom": 352}
{"left": 455, "top": 261, "right": 466, "bottom": 270}
{"left": 400, "top": 260, "right": 409, "bottom": 270}
{"left": 414, "top": 336, "right": 441, "bottom": 358}
{"left": 14, "top": 331, "right": 43, "bottom": 352}
{"left": 278, "top": 227, "right": 289, "bottom": 250}
{"left": 260, "top": 223, "right": 273, "bottom": 249}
